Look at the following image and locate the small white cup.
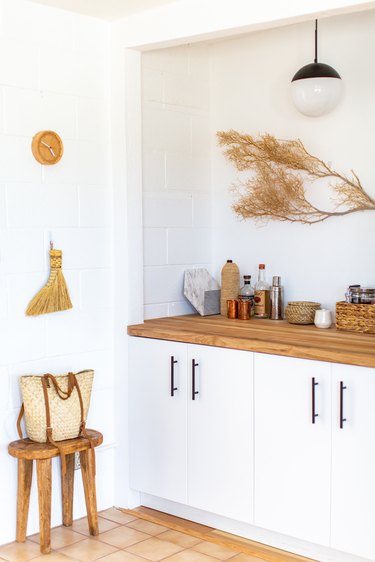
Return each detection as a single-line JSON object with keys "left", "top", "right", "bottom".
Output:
{"left": 314, "top": 309, "right": 332, "bottom": 329}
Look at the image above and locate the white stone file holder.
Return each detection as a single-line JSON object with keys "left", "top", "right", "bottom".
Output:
{"left": 184, "top": 268, "right": 220, "bottom": 316}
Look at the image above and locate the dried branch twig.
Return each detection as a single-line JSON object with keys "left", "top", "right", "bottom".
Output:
{"left": 217, "top": 130, "right": 375, "bottom": 224}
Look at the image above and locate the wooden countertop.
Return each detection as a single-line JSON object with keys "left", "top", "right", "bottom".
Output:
{"left": 127, "top": 314, "right": 375, "bottom": 368}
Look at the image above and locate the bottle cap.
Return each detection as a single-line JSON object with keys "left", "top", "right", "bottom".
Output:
{"left": 272, "top": 276, "right": 281, "bottom": 286}
{"left": 243, "top": 275, "right": 251, "bottom": 280}
{"left": 227, "top": 259, "right": 233, "bottom": 263}
{"left": 259, "top": 264, "right": 265, "bottom": 269}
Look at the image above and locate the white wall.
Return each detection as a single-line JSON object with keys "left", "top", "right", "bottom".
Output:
{"left": 141, "top": 44, "right": 212, "bottom": 319}
{"left": 0, "top": 0, "right": 114, "bottom": 545}
{"left": 141, "top": 9, "right": 375, "bottom": 314}
{"left": 210, "top": 10, "right": 375, "bottom": 309}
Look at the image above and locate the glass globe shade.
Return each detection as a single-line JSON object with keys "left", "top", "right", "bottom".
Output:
{"left": 291, "top": 76, "right": 343, "bottom": 117}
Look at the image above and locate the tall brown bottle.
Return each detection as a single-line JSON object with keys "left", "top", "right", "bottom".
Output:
{"left": 220, "top": 259, "right": 240, "bottom": 316}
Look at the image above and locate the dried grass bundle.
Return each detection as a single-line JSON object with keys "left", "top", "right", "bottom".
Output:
{"left": 217, "top": 129, "right": 375, "bottom": 224}
{"left": 26, "top": 248, "right": 73, "bottom": 316}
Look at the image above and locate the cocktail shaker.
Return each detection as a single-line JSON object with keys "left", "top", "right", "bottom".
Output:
{"left": 270, "top": 276, "right": 283, "bottom": 320}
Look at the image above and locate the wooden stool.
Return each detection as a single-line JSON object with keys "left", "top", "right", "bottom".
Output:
{"left": 8, "top": 429, "right": 103, "bottom": 554}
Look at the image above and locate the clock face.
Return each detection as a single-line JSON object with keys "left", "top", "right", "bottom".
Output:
{"left": 31, "top": 130, "right": 63, "bottom": 165}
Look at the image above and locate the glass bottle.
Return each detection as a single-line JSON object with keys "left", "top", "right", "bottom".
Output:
{"left": 239, "top": 275, "right": 255, "bottom": 316}
{"left": 254, "top": 264, "right": 270, "bottom": 318}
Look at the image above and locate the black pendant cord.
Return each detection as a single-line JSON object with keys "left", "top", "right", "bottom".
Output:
{"left": 291, "top": 17, "right": 342, "bottom": 82}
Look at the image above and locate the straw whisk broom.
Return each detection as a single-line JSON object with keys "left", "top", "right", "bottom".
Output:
{"left": 26, "top": 243, "right": 73, "bottom": 316}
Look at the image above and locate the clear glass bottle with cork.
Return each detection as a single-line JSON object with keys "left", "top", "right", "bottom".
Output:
{"left": 254, "top": 264, "right": 270, "bottom": 318}
{"left": 239, "top": 275, "right": 255, "bottom": 316}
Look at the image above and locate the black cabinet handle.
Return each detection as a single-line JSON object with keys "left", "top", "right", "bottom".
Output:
{"left": 340, "top": 381, "right": 347, "bottom": 428}
{"left": 170, "top": 356, "right": 178, "bottom": 397}
{"left": 192, "top": 359, "right": 199, "bottom": 400}
{"left": 312, "top": 377, "right": 319, "bottom": 424}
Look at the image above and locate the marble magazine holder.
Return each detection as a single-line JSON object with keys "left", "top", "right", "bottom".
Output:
{"left": 184, "top": 268, "right": 220, "bottom": 316}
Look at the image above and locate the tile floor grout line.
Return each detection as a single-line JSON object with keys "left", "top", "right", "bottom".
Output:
{"left": 0, "top": 508, "right": 297, "bottom": 562}
{"left": 119, "top": 507, "right": 317, "bottom": 562}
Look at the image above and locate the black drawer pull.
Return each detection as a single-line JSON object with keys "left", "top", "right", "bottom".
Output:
{"left": 340, "top": 381, "right": 347, "bottom": 429}
{"left": 192, "top": 359, "right": 199, "bottom": 400}
{"left": 312, "top": 377, "right": 319, "bottom": 424}
{"left": 170, "top": 356, "right": 178, "bottom": 397}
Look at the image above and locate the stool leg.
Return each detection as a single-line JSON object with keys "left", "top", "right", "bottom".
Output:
{"left": 16, "top": 459, "right": 33, "bottom": 543}
{"left": 61, "top": 453, "right": 75, "bottom": 526}
{"left": 36, "top": 459, "right": 52, "bottom": 554}
{"left": 80, "top": 449, "right": 98, "bottom": 536}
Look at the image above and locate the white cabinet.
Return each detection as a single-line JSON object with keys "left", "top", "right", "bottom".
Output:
{"left": 129, "top": 337, "right": 188, "bottom": 503}
{"left": 331, "top": 364, "right": 375, "bottom": 561}
{"left": 129, "top": 334, "right": 375, "bottom": 561}
{"left": 129, "top": 337, "right": 254, "bottom": 522}
{"left": 187, "top": 344, "right": 253, "bottom": 522}
{"left": 254, "top": 353, "right": 331, "bottom": 545}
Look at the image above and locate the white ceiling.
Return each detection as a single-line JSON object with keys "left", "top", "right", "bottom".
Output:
{"left": 25, "top": 0, "right": 177, "bottom": 21}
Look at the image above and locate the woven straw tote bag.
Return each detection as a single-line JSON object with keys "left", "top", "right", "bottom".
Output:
{"left": 17, "top": 370, "right": 94, "bottom": 472}
{"left": 19, "top": 370, "right": 94, "bottom": 442}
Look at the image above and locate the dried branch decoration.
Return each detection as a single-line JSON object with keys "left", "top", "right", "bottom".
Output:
{"left": 217, "top": 129, "right": 375, "bottom": 224}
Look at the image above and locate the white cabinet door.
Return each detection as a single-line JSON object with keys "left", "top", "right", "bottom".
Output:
{"left": 254, "top": 353, "right": 331, "bottom": 545}
{"left": 187, "top": 344, "right": 253, "bottom": 523}
{"left": 331, "top": 364, "right": 375, "bottom": 560}
{"left": 129, "top": 337, "right": 188, "bottom": 503}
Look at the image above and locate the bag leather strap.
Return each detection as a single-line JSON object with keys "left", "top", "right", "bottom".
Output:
{"left": 40, "top": 372, "right": 95, "bottom": 475}
{"left": 74, "top": 377, "right": 96, "bottom": 476}
{"left": 43, "top": 372, "right": 75, "bottom": 400}
{"left": 40, "top": 375, "right": 69, "bottom": 474}
{"left": 17, "top": 403, "right": 25, "bottom": 440}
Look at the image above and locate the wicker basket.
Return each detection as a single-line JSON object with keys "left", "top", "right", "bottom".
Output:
{"left": 285, "top": 301, "right": 321, "bottom": 325}
{"left": 336, "top": 301, "right": 375, "bottom": 334}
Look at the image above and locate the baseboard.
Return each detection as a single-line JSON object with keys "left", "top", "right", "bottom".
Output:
{"left": 124, "top": 493, "right": 370, "bottom": 562}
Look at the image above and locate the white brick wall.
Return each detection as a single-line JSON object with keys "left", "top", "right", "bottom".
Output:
{"left": 141, "top": 44, "right": 212, "bottom": 319}
{"left": 0, "top": 0, "right": 114, "bottom": 544}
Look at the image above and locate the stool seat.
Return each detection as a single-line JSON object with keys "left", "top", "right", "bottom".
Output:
{"left": 8, "top": 429, "right": 103, "bottom": 460}
{"left": 8, "top": 429, "right": 102, "bottom": 554}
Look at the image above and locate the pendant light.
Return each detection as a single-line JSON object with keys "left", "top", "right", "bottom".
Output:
{"left": 291, "top": 20, "right": 343, "bottom": 117}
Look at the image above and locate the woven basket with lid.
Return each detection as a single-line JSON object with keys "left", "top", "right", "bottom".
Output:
{"left": 336, "top": 301, "right": 375, "bottom": 334}
{"left": 285, "top": 301, "right": 321, "bottom": 325}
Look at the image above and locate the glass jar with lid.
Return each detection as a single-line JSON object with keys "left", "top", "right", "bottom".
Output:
{"left": 349, "top": 287, "right": 375, "bottom": 304}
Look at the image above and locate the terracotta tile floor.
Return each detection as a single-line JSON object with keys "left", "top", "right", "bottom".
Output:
{"left": 0, "top": 508, "right": 265, "bottom": 562}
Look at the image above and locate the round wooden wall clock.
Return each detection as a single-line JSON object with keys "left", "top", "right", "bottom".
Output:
{"left": 31, "top": 130, "right": 63, "bottom": 165}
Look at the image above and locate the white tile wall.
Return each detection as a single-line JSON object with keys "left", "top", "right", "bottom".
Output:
{"left": 168, "top": 228, "right": 211, "bottom": 265}
{"left": 168, "top": 300, "right": 195, "bottom": 316}
{"left": 143, "top": 105, "right": 192, "bottom": 152}
{"left": 0, "top": 0, "right": 113, "bottom": 545}
{"left": 79, "top": 185, "right": 112, "bottom": 227}
{"left": 142, "top": 149, "right": 165, "bottom": 191}
{"left": 165, "top": 152, "right": 210, "bottom": 190}
{"left": 192, "top": 192, "right": 212, "bottom": 227}
{"left": 0, "top": 135, "right": 41, "bottom": 182}
{"left": 0, "top": 37, "right": 39, "bottom": 89}
{"left": 141, "top": 43, "right": 212, "bottom": 318}
{"left": 143, "top": 228, "right": 167, "bottom": 266}
{"left": 6, "top": 183, "right": 79, "bottom": 228}
{"left": 143, "top": 191, "right": 193, "bottom": 228}
{"left": 144, "top": 264, "right": 191, "bottom": 304}
{"left": 144, "top": 302, "right": 169, "bottom": 320}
